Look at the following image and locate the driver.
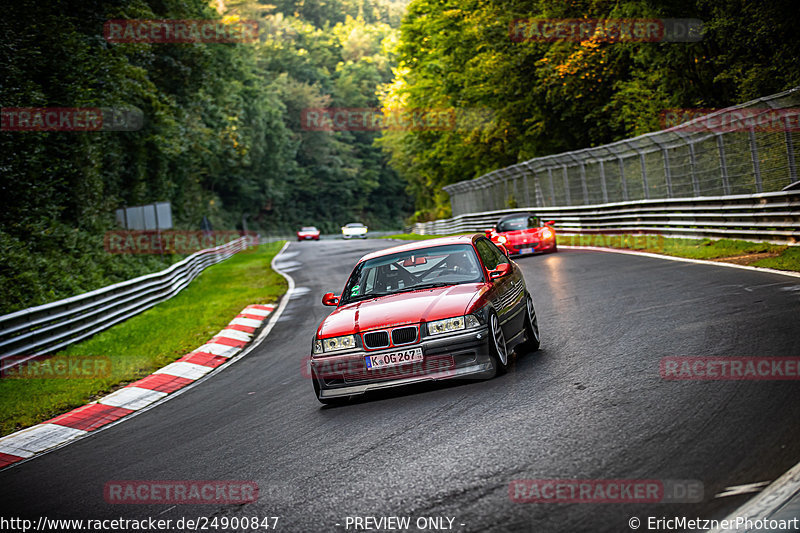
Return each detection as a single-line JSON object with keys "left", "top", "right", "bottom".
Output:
{"left": 447, "top": 251, "right": 479, "bottom": 277}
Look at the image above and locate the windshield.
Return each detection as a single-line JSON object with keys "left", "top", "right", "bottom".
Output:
{"left": 497, "top": 215, "right": 540, "bottom": 232}
{"left": 340, "top": 244, "right": 484, "bottom": 305}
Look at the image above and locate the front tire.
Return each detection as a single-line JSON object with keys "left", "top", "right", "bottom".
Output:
{"left": 488, "top": 311, "right": 509, "bottom": 375}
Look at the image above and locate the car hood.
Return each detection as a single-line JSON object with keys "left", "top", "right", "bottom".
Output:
{"left": 317, "top": 283, "right": 487, "bottom": 338}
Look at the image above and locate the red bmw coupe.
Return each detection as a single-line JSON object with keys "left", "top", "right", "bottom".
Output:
{"left": 309, "top": 235, "right": 540, "bottom": 404}
{"left": 486, "top": 213, "right": 557, "bottom": 256}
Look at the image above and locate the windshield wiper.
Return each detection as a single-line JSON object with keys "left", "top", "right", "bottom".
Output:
{"left": 343, "top": 283, "right": 454, "bottom": 303}
{"left": 343, "top": 291, "right": 396, "bottom": 304}
{"left": 345, "top": 281, "right": 461, "bottom": 304}
{"left": 394, "top": 282, "right": 454, "bottom": 293}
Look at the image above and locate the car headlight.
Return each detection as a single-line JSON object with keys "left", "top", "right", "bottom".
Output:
{"left": 427, "top": 315, "right": 480, "bottom": 335}
{"left": 317, "top": 335, "right": 356, "bottom": 353}
{"left": 497, "top": 235, "right": 508, "bottom": 244}
{"left": 542, "top": 227, "right": 554, "bottom": 240}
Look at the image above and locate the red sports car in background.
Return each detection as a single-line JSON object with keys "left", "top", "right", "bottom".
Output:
{"left": 309, "top": 234, "right": 540, "bottom": 404}
{"left": 297, "top": 226, "right": 321, "bottom": 241}
{"left": 486, "top": 213, "right": 556, "bottom": 256}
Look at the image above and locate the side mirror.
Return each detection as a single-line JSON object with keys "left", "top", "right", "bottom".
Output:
{"left": 489, "top": 263, "right": 511, "bottom": 280}
{"left": 484, "top": 228, "right": 494, "bottom": 236}
{"left": 545, "top": 220, "right": 555, "bottom": 226}
{"left": 322, "top": 292, "right": 340, "bottom": 306}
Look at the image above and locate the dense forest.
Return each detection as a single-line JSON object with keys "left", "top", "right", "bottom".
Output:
{"left": 2, "top": 0, "right": 799, "bottom": 313}
{"left": 380, "top": 0, "right": 800, "bottom": 219}
{"left": 0, "top": 0, "right": 410, "bottom": 313}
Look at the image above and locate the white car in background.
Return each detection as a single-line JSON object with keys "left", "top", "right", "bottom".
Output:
{"left": 341, "top": 222, "right": 368, "bottom": 239}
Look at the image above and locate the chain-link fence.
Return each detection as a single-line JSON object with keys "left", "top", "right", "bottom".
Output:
{"left": 444, "top": 87, "right": 800, "bottom": 216}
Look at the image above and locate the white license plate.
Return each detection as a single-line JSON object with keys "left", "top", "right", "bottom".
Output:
{"left": 519, "top": 247, "right": 534, "bottom": 254}
{"left": 365, "top": 348, "right": 423, "bottom": 370}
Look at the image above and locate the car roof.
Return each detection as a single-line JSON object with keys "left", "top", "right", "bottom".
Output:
{"left": 358, "top": 234, "right": 479, "bottom": 263}
{"left": 498, "top": 212, "right": 536, "bottom": 221}
{"left": 497, "top": 212, "right": 537, "bottom": 223}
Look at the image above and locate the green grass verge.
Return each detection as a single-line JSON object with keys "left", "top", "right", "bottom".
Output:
{"left": 0, "top": 242, "right": 288, "bottom": 437}
{"left": 558, "top": 234, "right": 800, "bottom": 272}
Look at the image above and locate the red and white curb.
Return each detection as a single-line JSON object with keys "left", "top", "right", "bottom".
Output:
{"left": 0, "top": 303, "right": 276, "bottom": 470}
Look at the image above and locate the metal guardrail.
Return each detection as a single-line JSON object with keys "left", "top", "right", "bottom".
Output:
{"left": 413, "top": 190, "right": 800, "bottom": 244}
{"left": 0, "top": 236, "right": 252, "bottom": 369}
{"left": 444, "top": 87, "right": 800, "bottom": 215}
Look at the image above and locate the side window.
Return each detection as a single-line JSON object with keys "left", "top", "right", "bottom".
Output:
{"left": 475, "top": 239, "right": 507, "bottom": 270}
{"left": 487, "top": 240, "right": 509, "bottom": 266}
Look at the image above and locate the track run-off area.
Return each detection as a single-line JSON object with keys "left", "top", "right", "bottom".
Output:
{"left": 1, "top": 239, "right": 799, "bottom": 533}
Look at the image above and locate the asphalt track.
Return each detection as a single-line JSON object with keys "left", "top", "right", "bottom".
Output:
{"left": 2, "top": 239, "right": 800, "bottom": 533}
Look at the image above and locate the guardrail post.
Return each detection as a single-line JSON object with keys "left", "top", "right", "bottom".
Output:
{"left": 661, "top": 147, "right": 673, "bottom": 198}
{"left": 618, "top": 157, "right": 628, "bottom": 201}
{"left": 522, "top": 162, "right": 540, "bottom": 207}
{"left": 688, "top": 141, "right": 700, "bottom": 196}
{"left": 519, "top": 172, "right": 527, "bottom": 207}
{"left": 748, "top": 127, "right": 763, "bottom": 192}
{"left": 716, "top": 133, "right": 731, "bottom": 195}
{"left": 547, "top": 167, "right": 556, "bottom": 206}
{"left": 534, "top": 172, "right": 545, "bottom": 207}
{"left": 785, "top": 115, "right": 797, "bottom": 183}
{"left": 640, "top": 152, "right": 650, "bottom": 199}
{"left": 599, "top": 159, "right": 608, "bottom": 203}
{"left": 579, "top": 161, "right": 589, "bottom": 204}
{"left": 562, "top": 165, "right": 571, "bottom": 205}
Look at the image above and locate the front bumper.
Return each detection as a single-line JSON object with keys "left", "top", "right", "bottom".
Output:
{"left": 311, "top": 326, "right": 492, "bottom": 398}
{"left": 506, "top": 239, "right": 556, "bottom": 255}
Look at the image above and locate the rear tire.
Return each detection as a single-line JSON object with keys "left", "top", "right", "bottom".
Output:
{"left": 523, "top": 294, "right": 540, "bottom": 352}
{"left": 489, "top": 311, "right": 509, "bottom": 375}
